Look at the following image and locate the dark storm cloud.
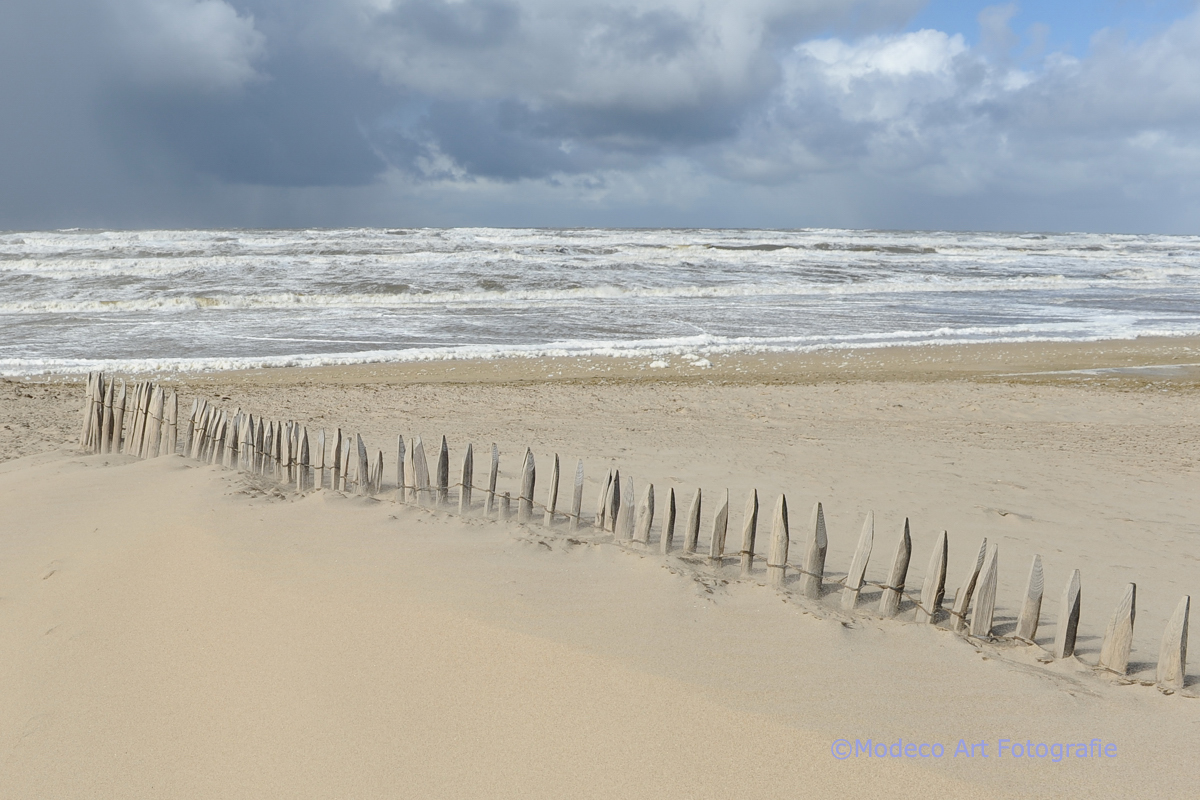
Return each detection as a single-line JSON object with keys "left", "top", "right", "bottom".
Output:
{"left": 2, "top": 0, "right": 1200, "bottom": 232}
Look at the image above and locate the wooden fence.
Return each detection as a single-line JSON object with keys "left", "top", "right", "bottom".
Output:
{"left": 77, "top": 371, "right": 1191, "bottom": 693}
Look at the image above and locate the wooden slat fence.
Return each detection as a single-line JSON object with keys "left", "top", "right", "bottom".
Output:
{"left": 76, "top": 371, "right": 1193, "bottom": 694}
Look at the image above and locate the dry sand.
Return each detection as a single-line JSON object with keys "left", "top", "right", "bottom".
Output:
{"left": 2, "top": 337, "right": 1199, "bottom": 798}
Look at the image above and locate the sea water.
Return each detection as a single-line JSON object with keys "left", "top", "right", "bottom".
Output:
{"left": 2, "top": 227, "right": 1199, "bottom": 376}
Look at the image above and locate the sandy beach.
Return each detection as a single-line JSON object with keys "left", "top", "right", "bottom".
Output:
{"left": 2, "top": 337, "right": 1198, "bottom": 798}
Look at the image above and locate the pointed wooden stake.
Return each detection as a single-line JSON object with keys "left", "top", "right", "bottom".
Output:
{"left": 595, "top": 469, "right": 612, "bottom": 529}
{"left": 400, "top": 438, "right": 410, "bottom": 501}
{"left": 568, "top": 459, "right": 584, "bottom": 532}
{"left": 340, "top": 431, "right": 351, "bottom": 489}
{"left": 436, "top": 436, "right": 450, "bottom": 506}
{"left": 607, "top": 469, "right": 621, "bottom": 533}
{"left": 79, "top": 372, "right": 96, "bottom": 448}
{"left": 738, "top": 489, "right": 759, "bottom": 578}
{"left": 708, "top": 489, "right": 729, "bottom": 564}
{"left": 356, "top": 434, "right": 370, "bottom": 496}
{"left": 331, "top": 429, "right": 343, "bottom": 490}
{"left": 660, "top": 488, "right": 677, "bottom": 555}
{"left": 112, "top": 381, "right": 127, "bottom": 455}
{"left": 1156, "top": 595, "right": 1190, "bottom": 691}
{"left": 635, "top": 484, "right": 655, "bottom": 544}
{"left": 1053, "top": 569, "right": 1082, "bottom": 659}
{"left": 767, "top": 494, "right": 790, "bottom": 588}
{"left": 165, "top": 391, "right": 179, "bottom": 457}
{"left": 413, "top": 437, "right": 431, "bottom": 506}
{"left": 1098, "top": 582, "right": 1137, "bottom": 675}
{"left": 801, "top": 502, "right": 827, "bottom": 599}
{"left": 614, "top": 477, "right": 632, "bottom": 539}
{"left": 1014, "top": 554, "right": 1044, "bottom": 643}
{"left": 373, "top": 449, "right": 384, "bottom": 495}
{"left": 518, "top": 449, "right": 536, "bottom": 523}
{"left": 145, "top": 387, "right": 165, "bottom": 459}
{"left": 950, "top": 538, "right": 988, "bottom": 632}
{"left": 460, "top": 443, "right": 474, "bottom": 515}
{"left": 617, "top": 475, "right": 635, "bottom": 540}
{"left": 100, "top": 378, "right": 115, "bottom": 454}
{"left": 486, "top": 444, "right": 499, "bottom": 516}
{"left": 969, "top": 543, "right": 999, "bottom": 638}
{"left": 254, "top": 418, "right": 265, "bottom": 476}
{"left": 312, "top": 428, "right": 324, "bottom": 488}
{"left": 543, "top": 454, "right": 560, "bottom": 527}
{"left": 683, "top": 488, "right": 702, "bottom": 554}
{"left": 878, "top": 518, "right": 913, "bottom": 617}
{"left": 841, "top": 512, "right": 875, "bottom": 611}
{"left": 299, "top": 429, "right": 311, "bottom": 490}
{"left": 915, "top": 531, "right": 948, "bottom": 623}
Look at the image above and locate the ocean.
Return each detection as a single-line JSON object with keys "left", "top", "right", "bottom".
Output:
{"left": 2, "top": 227, "right": 1199, "bottom": 376}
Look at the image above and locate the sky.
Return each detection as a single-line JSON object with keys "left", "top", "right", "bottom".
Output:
{"left": 1, "top": 0, "right": 1199, "bottom": 233}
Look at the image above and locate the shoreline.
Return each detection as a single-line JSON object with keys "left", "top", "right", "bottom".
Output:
{"left": 10, "top": 335, "right": 1200, "bottom": 388}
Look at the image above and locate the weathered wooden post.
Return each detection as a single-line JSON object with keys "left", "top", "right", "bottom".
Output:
{"left": 100, "top": 378, "right": 115, "bottom": 454}
{"left": 617, "top": 475, "right": 635, "bottom": 540}
{"left": 254, "top": 418, "right": 265, "bottom": 475}
{"left": 373, "top": 450, "right": 384, "bottom": 495}
{"left": 613, "top": 478, "right": 631, "bottom": 540}
{"left": 460, "top": 443, "right": 474, "bottom": 514}
{"left": 708, "top": 489, "right": 729, "bottom": 564}
{"left": 112, "top": 380, "right": 127, "bottom": 455}
{"left": 340, "top": 432, "right": 351, "bottom": 490}
{"left": 878, "top": 518, "right": 913, "bottom": 617}
{"left": 518, "top": 449, "right": 536, "bottom": 523}
{"left": 299, "top": 429, "right": 311, "bottom": 490}
{"left": 840, "top": 512, "right": 874, "bottom": 611}
{"left": 437, "top": 436, "right": 450, "bottom": 506}
{"left": 1156, "top": 596, "right": 1190, "bottom": 691}
{"left": 595, "top": 469, "right": 613, "bottom": 529}
{"left": 405, "top": 434, "right": 417, "bottom": 501}
{"left": 486, "top": 444, "right": 499, "bottom": 516}
{"left": 635, "top": 484, "right": 655, "bottom": 543}
{"left": 147, "top": 383, "right": 161, "bottom": 458}
{"left": 569, "top": 459, "right": 584, "bottom": 532}
{"left": 164, "top": 391, "right": 178, "bottom": 456}
{"left": 313, "top": 429, "right": 325, "bottom": 488}
{"left": 543, "top": 454, "right": 560, "bottom": 527}
{"left": 914, "top": 531, "right": 948, "bottom": 623}
{"left": 279, "top": 419, "right": 291, "bottom": 475}
{"left": 88, "top": 372, "right": 105, "bottom": 452}
{"left": 500, "top": 491, "right": 512, "bottom": 521}
{"left": 125, "top": 381, "right": 142, "bottom": 456}
{"left": 356, "top": 434, "right": 370, "bottom": 496}
{"left": 737, "top": 490, "right": 759, "bottom": 578}
{"left": 968, "top": 543, "right": 999, "bottom": 638}
{"left": 767, "top": 494, "right": 790, "bottom": 588}
{"left": 606, "top": 470, "right": 621, "bottom": 533}
{"left": 683, "top": 488, "right": 702, "bottom": 554}
{"left": 213, "top": 413, "right": 228, "bottom": 467}
{"left": 395, "top": 435, "right": 406, "bottom": 503}
{"left": 1098, "top": 583, "right": 1137, "bottom": 675}
{"left": 1053, "top": 569, "right": 1082, "bottom": 659}
{"left": 949, "top": 538, "right": 988, "bottom": 632}
{"left": 1014, "top": 554, "right": 1044, "bottom": 643}
{"left": 79, "top": 371, "right": 96, "bottom": 448}
{"left": 261, "top": 420, "right": 273, "bottom": 476}
{"left": 413, "top": 437, "right": 431, "bottom": 506}
{"left": 660, "top": 488, "right": 677, "bottom": 555}
{"left": 243, "top": 415, "right": 256, "bottom": 472}
{"left": 800, "top": 502, "right": 827, "bottom": 598}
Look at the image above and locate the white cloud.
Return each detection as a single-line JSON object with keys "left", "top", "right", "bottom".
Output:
{"left": 110, "top": 0, "right": 265, "bottom": 91}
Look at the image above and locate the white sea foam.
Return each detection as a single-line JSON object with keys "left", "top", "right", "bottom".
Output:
{"left": 2, "top": 226, "right": 1199, "bottom": 376}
